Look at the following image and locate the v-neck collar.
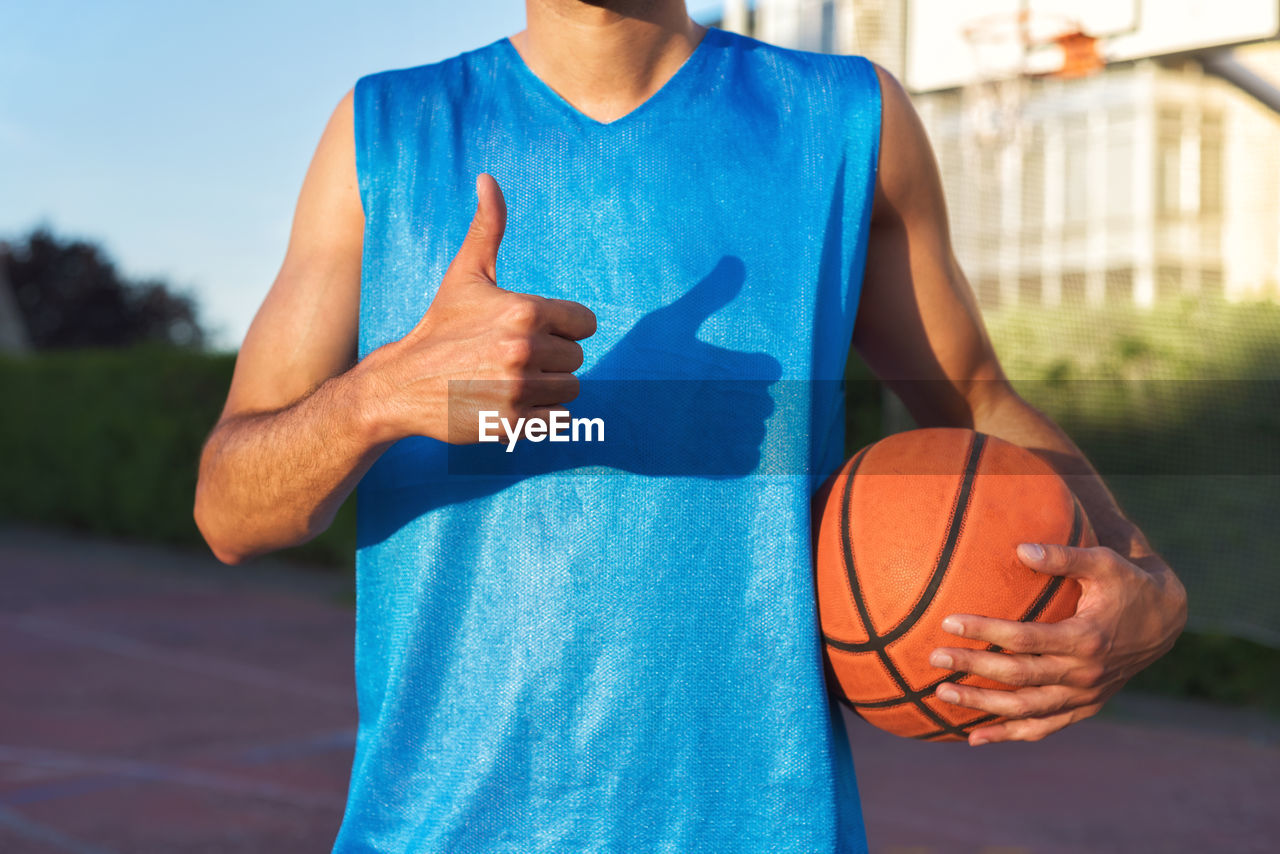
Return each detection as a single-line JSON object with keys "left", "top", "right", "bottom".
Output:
{"left": 496, "top": 27, "right": 722, "bottom": 130}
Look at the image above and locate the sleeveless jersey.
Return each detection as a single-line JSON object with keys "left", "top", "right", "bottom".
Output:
{"left": 338, "top": 26, "right": 882, "bottom": 853}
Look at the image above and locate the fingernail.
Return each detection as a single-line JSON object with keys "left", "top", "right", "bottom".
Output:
{"left": 971, "top": 736, "right": 989, "bottom": 747}
{"left": 941, "top": 616, "right": 964, "bottom": 635}
{"left": 937, "top": 685, "right": 960, "bottom": 704}
{"left": 1018, "top": 543, "right": 1045, "bottom": 562}
{"left": 930, "top": 651, "right": 954, "bottom": 669}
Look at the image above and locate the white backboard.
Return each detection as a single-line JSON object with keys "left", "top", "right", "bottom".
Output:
{"left": 906, "top": 0, "right": 1280, "bottom": 92}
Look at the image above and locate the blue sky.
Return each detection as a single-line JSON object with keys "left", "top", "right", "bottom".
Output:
{"left": 1, "top": 1, "right": 726, "bottom": 349}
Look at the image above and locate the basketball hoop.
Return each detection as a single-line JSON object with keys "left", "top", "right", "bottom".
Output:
{"left": 959, "top": 10, "right": 1108, "bottom": 147}
{"left": 959, "top": 11, "right": 1036, "bottom": 148}
{"left": 962, "top": 9, "right": 1108, "bottom": 76}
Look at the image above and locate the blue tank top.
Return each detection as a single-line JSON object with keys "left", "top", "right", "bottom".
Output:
{"left": 339, "top": 26, "right": 881, "bottom": 853}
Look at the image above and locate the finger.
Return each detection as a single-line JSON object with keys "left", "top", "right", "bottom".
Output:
{"left": 522, "top": 403, "right": 570, "bottom": 425}
{"left": 1017, "top": 542, "right": 1118, "bottom": 581}
{"left": 447, "top": 173, "right": 507, "bottom": 283}
{"left": 935, "top": 681, "right": 1080, "bottom": 719}
{"left": 539, "top": 297, "right": 597, "bottom": 341}
{"left": 930, "top": 647, "right": 1071, "bottom": 688}
{"left": 519, "top": 373, "right": 580, "bottom": 408}
{"left": 532, "top": 335, "right": 584, "bottom": 373}
{"left": 942, "top": 613, "right": 1092, "bottom": 655}
{"left": 967, "top": 703, "right": 1102, "bottom": 746}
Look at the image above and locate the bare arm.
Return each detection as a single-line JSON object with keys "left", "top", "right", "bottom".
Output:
{"left": 854, "top": 64, "right": 1186, "bottom": 743}
{"left": 194, "top": 90, "right": 381, "bottom": 563}
{"left": 855, "top": 67, "right": 1154, "bottom": 561}
{"left": 194, "top": 93, "right": 596, "bottom": 565}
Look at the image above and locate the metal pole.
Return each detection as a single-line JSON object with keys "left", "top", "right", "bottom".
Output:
{"left": 1199, "top": 47, "right": 1280, "bottom": 117}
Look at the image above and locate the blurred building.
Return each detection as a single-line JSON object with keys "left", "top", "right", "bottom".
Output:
{"left": 717, "top": 0, "right": 1280, "bottom": 309}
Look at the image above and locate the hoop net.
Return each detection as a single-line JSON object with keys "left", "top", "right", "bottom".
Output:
{"left": 959, "top": 10, "right": 1105, "bottom": 148}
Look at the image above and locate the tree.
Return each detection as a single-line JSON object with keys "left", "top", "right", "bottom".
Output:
{"left": 1, "top": 227, "right": 205, "bottom": 350}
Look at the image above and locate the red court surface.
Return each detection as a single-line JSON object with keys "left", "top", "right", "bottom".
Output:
{"left": 2, "top": 525, "right": 1277, "bottom": 853}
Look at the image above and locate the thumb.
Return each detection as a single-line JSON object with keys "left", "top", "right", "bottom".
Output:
{"left": 646, "top": 255, "right": 745, "bottom": 339}
{"left": 1017, "top": 543, "right": 1115, "bottom": 581}
{"left": 447, "top": 173, "right": 507, "bottom": 284}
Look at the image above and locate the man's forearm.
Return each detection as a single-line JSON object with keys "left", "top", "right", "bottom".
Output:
{"left": 194, "top": 362, "right": 390, "bottom": 564}
{"left": 970, "top": 387, "right": 1187, "bottom": 647}
{"left": 971, "top": 389, "right": 1155, "bottom": 562}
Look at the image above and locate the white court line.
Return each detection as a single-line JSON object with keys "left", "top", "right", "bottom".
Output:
{"left": 0, "top": 745, "right": 346, "bottom": 811}
{"left": 0, "top": 805, "right": 118, "bottom": 854}
{"left": 2, "top": 614, "right": 351, "bottom": 704}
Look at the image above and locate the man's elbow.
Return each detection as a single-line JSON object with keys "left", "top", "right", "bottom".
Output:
{"left": 193, "top": 492, "right": 249, "bottom": 566}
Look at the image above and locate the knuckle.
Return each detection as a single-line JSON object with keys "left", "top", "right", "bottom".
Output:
{"left": 1044, "top": 544, "right": 1070, "bottom": 568}
{"left": 1005, "top": 696, "right": 1032, "bottom": 718}
{"left": 1080, "top": 687, "right": 1105, "bottom": 706}
{"left": 1000, "top": 663, "right": 1030, "bottom": 687}
{"left": 505, "top": 375, "right": 531, "bottom": 405}
{"left": 498, "top": 336, "right": 534, "bottom": 369}
{"left": 1077, "top": 629, "right": 1107, "bottom": 659}
{"left": 1007, "top": 626, "right": 1036, "bottom": 652}
{"left": 1076, "top": 662, "right": 1106, "bottom": 687}
{"left": 502, "top": 296, "right": 541, "bottom": 329}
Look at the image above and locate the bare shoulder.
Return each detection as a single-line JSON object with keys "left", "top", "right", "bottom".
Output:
{"left": 866, "top": 62, "right": 947, "bottom": 227}
{"left": 220, "top": 88, "right": 365, "bottom": 422}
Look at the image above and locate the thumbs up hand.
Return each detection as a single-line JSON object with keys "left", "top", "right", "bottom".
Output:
{"left": 359, "top": 173, "right": 597, "bottom": 445}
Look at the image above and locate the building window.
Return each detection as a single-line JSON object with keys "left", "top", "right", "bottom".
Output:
{"left": 1105, "top": 268, "right": 1135, "bottom": 304}
{"left": 1020, "top": 274, "right": 1044, "bottom": 306}
{"left": 1062, "top": 270, "right": 1088, "bottom": 303}
{"left": 975, "top": 275, "right": 1002, "bottom": 308}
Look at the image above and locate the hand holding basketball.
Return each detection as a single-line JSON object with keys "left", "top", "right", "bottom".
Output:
{"left": 359, "top": 173, "right": 597, "bottom": 444}
{"left": 933, "top": 544, "right": 1186, "bottom": 746}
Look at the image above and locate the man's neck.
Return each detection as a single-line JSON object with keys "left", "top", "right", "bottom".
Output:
{"left": 511, "top": 0, "right": 706, "bottom": 124}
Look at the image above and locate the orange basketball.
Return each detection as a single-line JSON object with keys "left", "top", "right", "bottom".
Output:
{"left": 811, "top": 427, "right": 1095, "bottom": 741}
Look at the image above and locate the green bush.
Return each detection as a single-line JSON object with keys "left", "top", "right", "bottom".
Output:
{"left": 1127, "top": 632, "right": 1280, "bottom": 714}
{"left": 985, "top": 297, "right": 1280, "bottom": 713}
{"left": 0, "top": 347, "right": 884, "bottom": 571}
{"left": 0, "top": 346, "right": 356, "bottom": 567}
{"left": 2, "top": 299, "right": 1278, "bottom": 713}
{"left": 982, "top": 296, "right": 1280, "bottom": 650}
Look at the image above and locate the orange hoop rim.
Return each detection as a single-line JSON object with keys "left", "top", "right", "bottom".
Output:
{"left": 961, "top": 10, "right": 1106, "bottom": 80}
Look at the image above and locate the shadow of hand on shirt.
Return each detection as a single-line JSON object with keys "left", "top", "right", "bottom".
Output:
{"left": 360, "top": 256, "right": 782, "bottom": 546}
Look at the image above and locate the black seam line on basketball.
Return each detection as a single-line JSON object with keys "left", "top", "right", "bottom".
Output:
{"left": 835, "top": 479, "right": 1084, "bottom": 711}
{"left": 998, "top": 493, "right": 1083, "bottom": 634}
{"left": 1068, "top": 493, "right": 1085, "bottom": 549}
{"left": 911, "top": 714, "right": 999, "bottom": 741}
{"left": 831, "top": 572, "right": 1069, "bottom": 710}
{"left": 834, "top": 437, "right": 983, "bottom": 737}
{"left": 828, "top": 432, "right": 988, "bottom": 654}
{"left": 835, "top": 693, "right": 995, "bottom": 743}
{"left": 839, "top": 448, "right": 962, "bottom": 737}
{"left": 837, "top": 433, "right": 988, "bottom": 738}
{"left": 836, "top": 576, "right": 1072, "bottom": 710}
